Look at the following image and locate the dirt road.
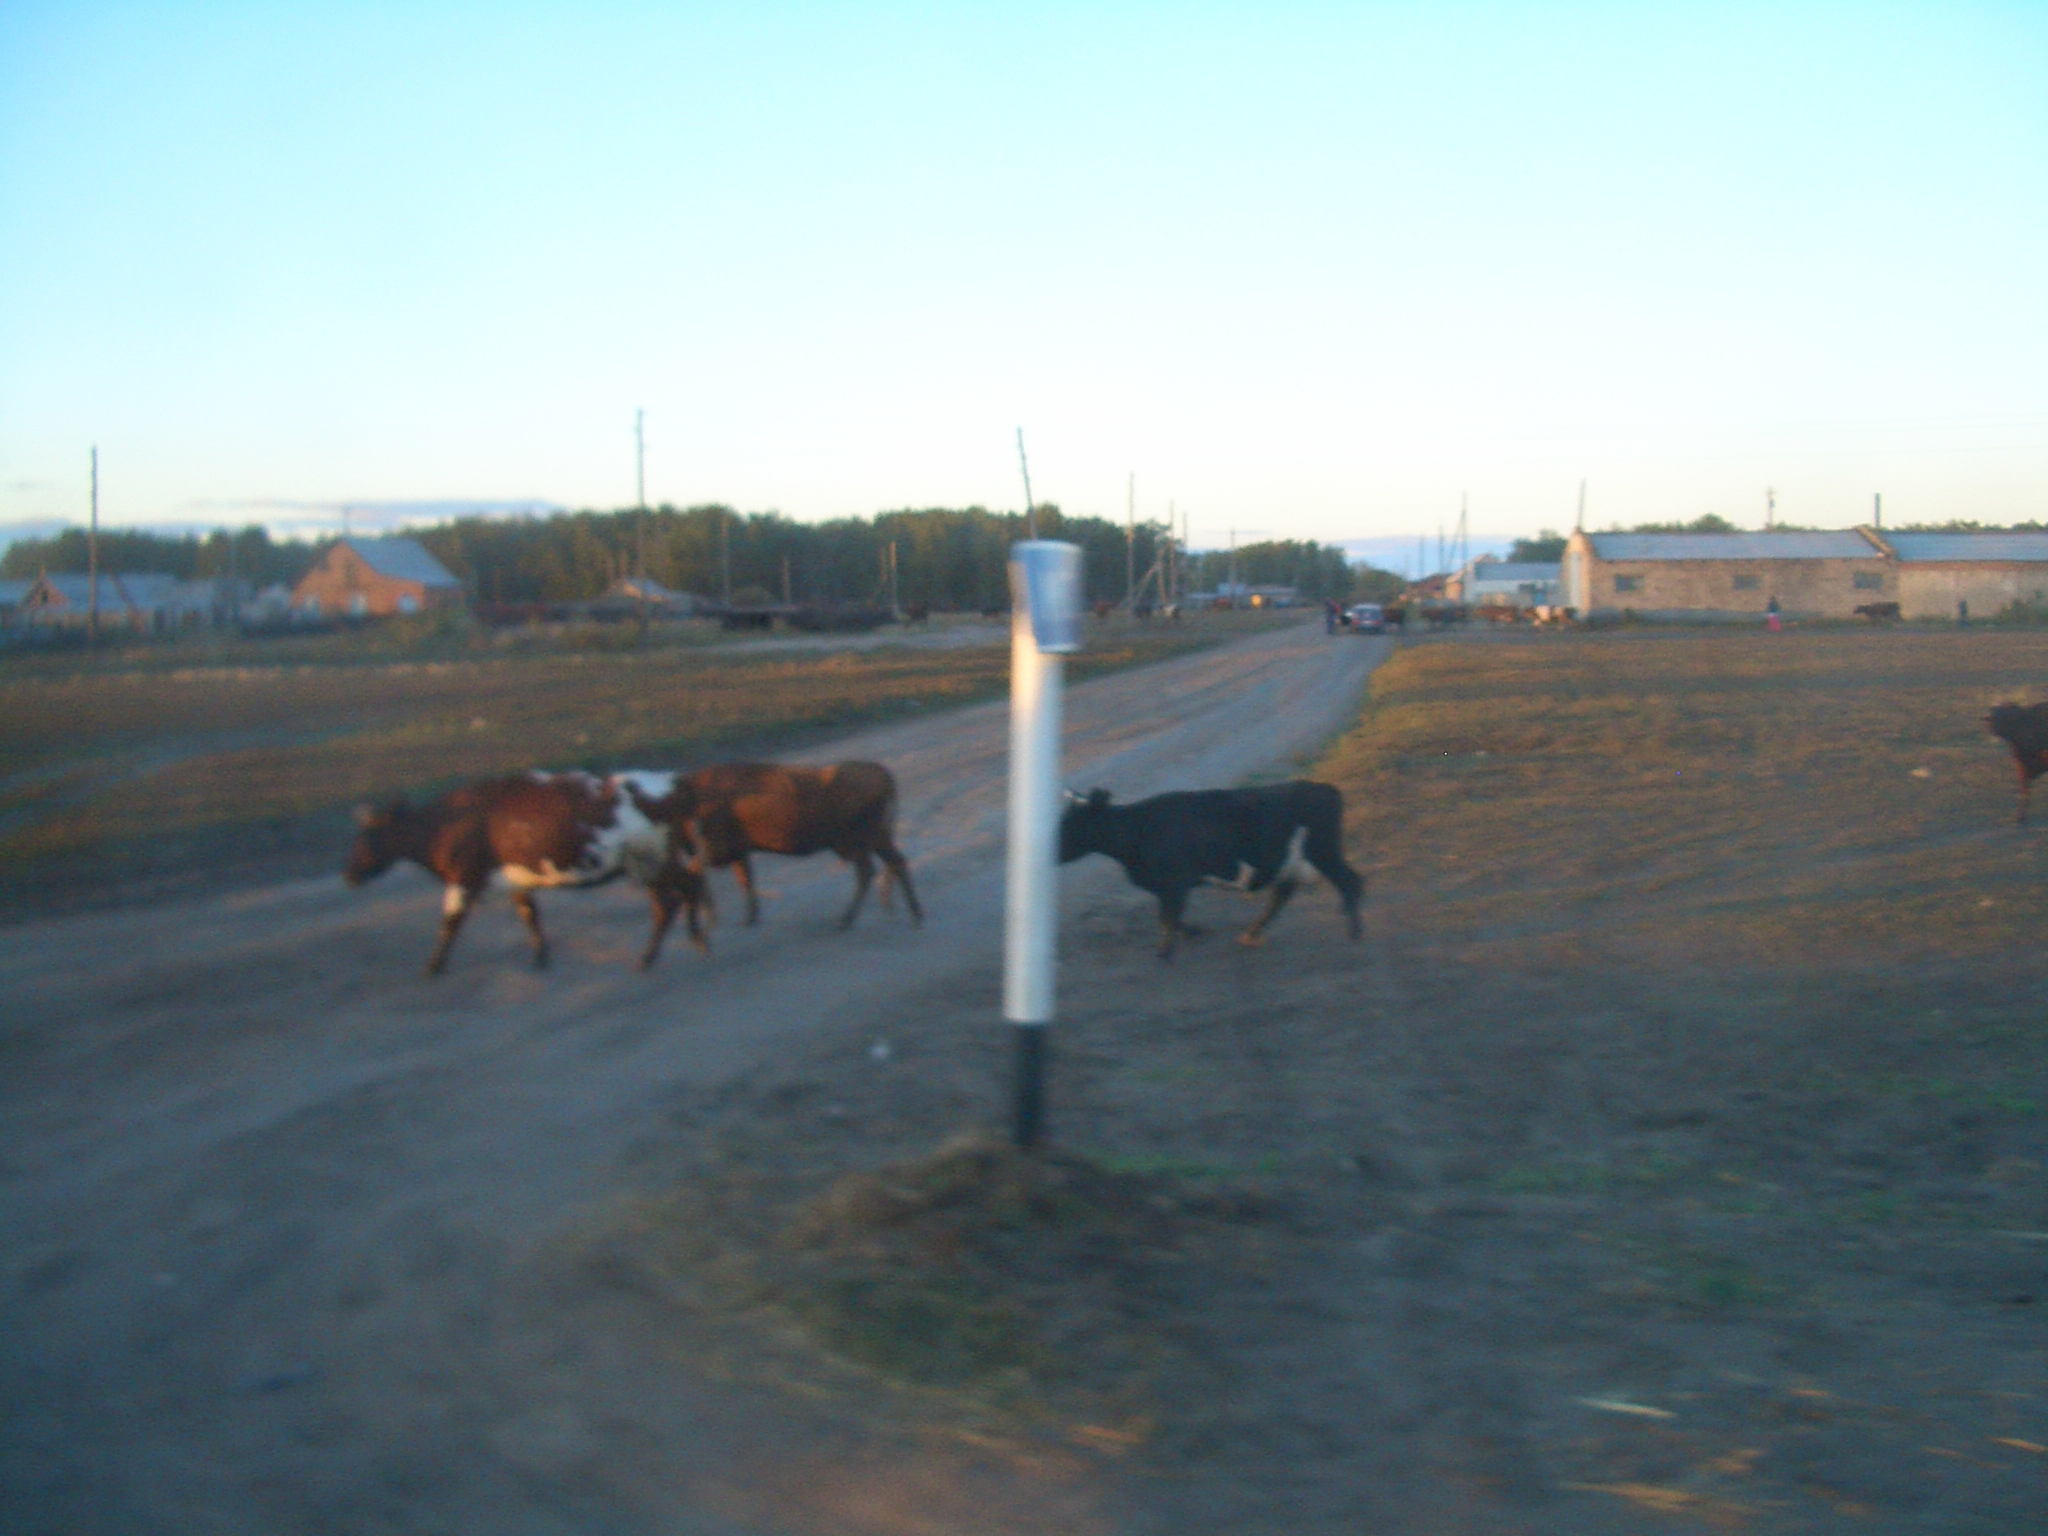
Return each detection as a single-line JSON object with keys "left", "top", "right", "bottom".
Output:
{"left": 0, "top": 618, "right": 1385, "bottom": 1534}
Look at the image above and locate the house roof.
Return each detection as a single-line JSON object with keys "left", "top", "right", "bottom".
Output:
{"left": 339, "top": 537, "right": 461, "bottom": 588}
{"left": 0, "top": 579, "right": 31, "bottom": 606}
{"left": 1585, "top": 532, "right": 1878, "bottom": 562}
{"left": 1881, "top": 532, "right": 2048, "bottom": 564}
{"left": 29, "top": 572, "right": 181, "bottom": 609}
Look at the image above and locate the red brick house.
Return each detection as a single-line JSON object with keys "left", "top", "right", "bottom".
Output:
{"left": 292, "top": 537, "right": 464, "bottom": 617}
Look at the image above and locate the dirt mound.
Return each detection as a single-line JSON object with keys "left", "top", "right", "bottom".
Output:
{"left": 574, "top": 1133, "right": 1281, "bottom": 1429}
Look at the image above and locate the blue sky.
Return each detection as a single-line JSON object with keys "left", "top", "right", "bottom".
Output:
{"left": 3, "top": 2, "right": 2044, "bottom": 554}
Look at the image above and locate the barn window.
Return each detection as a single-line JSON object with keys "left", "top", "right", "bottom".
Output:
{"left": 1853, "top": 572, "right": 1884, "bottom": 590}
{"left": 1614, "top": 574, "right": 1642, "bottom": 594}
{"left": 1732, "top": 574, "right": 1761, "bottom": 591}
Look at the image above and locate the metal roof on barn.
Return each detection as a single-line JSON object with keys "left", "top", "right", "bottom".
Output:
{"left": 29, "top": 572, "right": 182, "bottom": 608}
{"left": 1881, "top": 532, "right": 2048, "bottom": 564}
{"left": 1586, "top": 532, "right": 1878, "bottom": 562}
{"left": 1470, "top": 561, "right": 1562, "bottom": 582}
{"left": 340, "top": 537, "right": 462, "bottom": 588}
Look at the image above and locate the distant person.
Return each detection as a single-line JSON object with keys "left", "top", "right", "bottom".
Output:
{"left": 1324, "top": 598, "right": 1340, "bottom": 635}
{"left": 1958, "top": 599, "right": 1970, "bottom": 628}
{"left": 1766, "top": 595, "right": 1782, "bottom": 634}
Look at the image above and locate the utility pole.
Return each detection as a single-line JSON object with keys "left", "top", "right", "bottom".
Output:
{"left": 1874, "top": 492, "right": 1882, "bottom": 530}
{"left": 1125, "top": 472, "right": 1135, "bottom": 611}
{"left": 1767, "top": 487, "right": 1776, "bottom": 531}
{"left": 721, "top": 509, "right": 733, "bottom": 604}
{"left": 782, "top": 553, "right": 792, "bottom": 605}
{"left": 1576, "top": 479, "right": 1586, "bottom": 532}
{"left": 1171, "top": 499, "right": 1187, "bottom": 606}
{"left": 634, "top": 409, "right": 646, "bottom": 578}
{"left": 1228, "top": 527, "right": 1238, "bottom": 608}
{"left": 88, "top": 446, "right": 99, "bottom": 646}
{"left": 1016, "top": 428, "right": 1037, "bottom": 540}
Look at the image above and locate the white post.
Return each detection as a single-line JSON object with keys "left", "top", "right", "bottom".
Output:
{"left": 1003, "top": 540, "right": 1082, "bottom": 1148}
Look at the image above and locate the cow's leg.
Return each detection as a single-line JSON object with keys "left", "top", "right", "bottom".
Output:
{"left": 510, "top": 888, "right": 550, "bottom": 969}
{"left": 837, "top": 851, "right": 877, "bottom": 930}
{"left": 878, "top": 840, "right": 923, "bottom": 924}
{"left": 640, "top": 875, "right": 684, "bottom": 969}
{"left": 1306, "top": 848, "right": 1366, "bottom": 941}
{"left": 426, "top": 882, "right": 482, "bottom": 976}
{"left": 1240, "top": 878, "right": 1298, "bottom": 947}
{"left": 1155, "top": 890, "right": 1195, "bottom": 960}
{"left": 731, "top": 855, "right": 762, "bottom": 925}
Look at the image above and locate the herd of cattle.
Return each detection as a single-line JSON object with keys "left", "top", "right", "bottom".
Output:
{"left": 344, "top": 700, "right": 2044, "bottom": 976}
{"left": 344, "top": 760, "right": 1365, "bottom": 974}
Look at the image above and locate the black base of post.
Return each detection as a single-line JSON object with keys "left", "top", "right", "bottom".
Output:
{"left": 1011, "top": 1024, "right": 1047, "bottom": 1150}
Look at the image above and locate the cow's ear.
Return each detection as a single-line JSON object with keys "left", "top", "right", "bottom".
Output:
{"left": 1062, "top": 789, "right": 1086, "bottom": 807}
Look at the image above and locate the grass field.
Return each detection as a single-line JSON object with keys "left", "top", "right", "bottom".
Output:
{"left": 0, "top": 608, "right": 1294, "bottom": 917}
{"left": 576, "top": 625, "right": 2048, "bottom": 1528}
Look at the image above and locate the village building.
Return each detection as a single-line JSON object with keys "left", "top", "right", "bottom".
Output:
{"left": 1211, "top": 582, "right": 1301, "bottom": 608}
{"left": 1561, "top": 530, "right": 1893, "bottom": 621}
{"left": 594, "top": 575, "right": 703, "bottom": 617}
{"left": 1446, "top": 559, "right": 1562, "bottom": 610}
{"left": 18, "top": 572, "right": 182, "bottom": 628}
{"left": 292, "top": 537, "right": 464, "bottom": 617}
{"left": 1562, "top": 528, "right": 2048, "bottom": 622}
{"left": 1868, "top": 531, "right": 2048, "bottom": 620}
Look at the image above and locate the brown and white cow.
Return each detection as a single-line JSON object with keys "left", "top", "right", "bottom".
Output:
{"left": 344, "top": 771, "right": 706, "bottom": 975}
{"left": 627, "top": 760, "right": 921, "bottom": 933}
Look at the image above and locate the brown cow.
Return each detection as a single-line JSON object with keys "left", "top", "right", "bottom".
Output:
{"left": 630, "top": 761, "right": 921, "bottom": 932}
{"left": 345, "top": 771, "right": 705, "bottom": 975}
{"left": 1985, "top": 703, "right": 2048, "bottom": 825}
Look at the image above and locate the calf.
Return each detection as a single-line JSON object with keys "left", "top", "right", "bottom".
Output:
{"left": 629, "top": 760, "right": 921, "bottom": 932}
{"left": 1059, "top": 780, "right": 1364, "bottom": 958}
{"left": 344, "top": 771, "right": 704, "bottom": 975}
{"left": 1985, "top": 703, "right": 2048, "bottom": 824}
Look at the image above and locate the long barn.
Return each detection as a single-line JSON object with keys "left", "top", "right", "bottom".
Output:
{"left": 1562, "top": 528, "right": 2048, "bottom": 622}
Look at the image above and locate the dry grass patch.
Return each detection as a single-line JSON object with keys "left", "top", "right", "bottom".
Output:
{"left": 563, "top": 1133, "right": 1286, "bottom": 1434}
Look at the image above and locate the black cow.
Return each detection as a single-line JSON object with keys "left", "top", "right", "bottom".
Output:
{"left": 1059, "top": 781, "right": 1364, "bottom": 958}
{"left": 1985, "top": 703, "right": 2048, "bottom": 824}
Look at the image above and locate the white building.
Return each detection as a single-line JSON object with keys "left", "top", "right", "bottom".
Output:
{"left": 1446, "top": 559, "right": 1562, "bottom": 609}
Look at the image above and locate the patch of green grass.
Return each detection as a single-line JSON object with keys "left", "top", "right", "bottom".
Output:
{"left": 1492, "top": 1152, "right": 1689, "bottom": 1195}
{"left": 1093, "top": 1151, "right": 1288, "bottom": 1179}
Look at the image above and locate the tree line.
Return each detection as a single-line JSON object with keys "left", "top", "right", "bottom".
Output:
{"left": 6, "top": 505, "right": 1393, "bottom": 608}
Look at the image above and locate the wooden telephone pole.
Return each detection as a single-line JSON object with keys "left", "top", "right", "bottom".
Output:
{"left": 88, "top": 446, "right": 100, "bottom": 646}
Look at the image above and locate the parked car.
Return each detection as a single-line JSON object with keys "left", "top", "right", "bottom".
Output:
{"left": 1346, "top": 602, "right": 1386, "bottom": 633}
